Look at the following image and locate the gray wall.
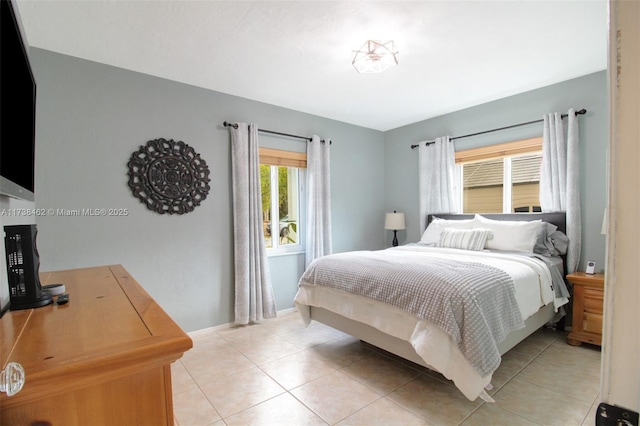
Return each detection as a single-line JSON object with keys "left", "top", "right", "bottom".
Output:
{"left": 30, "top": 48, "right": 385, "bottom": 332}
{"left": 383, "top": 71, "right": 608, "bottom": 272}
{"left": 28, "top": 48, "right": 607, "bottom": 332}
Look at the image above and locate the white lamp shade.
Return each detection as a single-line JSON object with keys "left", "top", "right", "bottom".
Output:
{"left": 385, "top": 212, "right": 406, "bottom": 230}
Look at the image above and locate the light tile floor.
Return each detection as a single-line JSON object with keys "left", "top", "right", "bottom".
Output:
{"left": 172, "top": 310, "right": 601, "bottom": 426}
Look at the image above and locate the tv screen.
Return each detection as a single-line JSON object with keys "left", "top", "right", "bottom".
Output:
{"left": 0, "top": 0, "right": 36, "bottom": 202}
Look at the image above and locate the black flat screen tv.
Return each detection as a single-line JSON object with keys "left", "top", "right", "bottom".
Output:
{"left": 0, "top": 0, "right": 36, "bottom": 202}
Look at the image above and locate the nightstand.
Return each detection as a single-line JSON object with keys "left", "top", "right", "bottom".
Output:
{"left": 566, "top": 272, "right": 605, "bottom": 346}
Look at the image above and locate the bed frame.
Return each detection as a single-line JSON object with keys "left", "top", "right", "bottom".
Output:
{"left": 308, "top": 212, "right": 567, "bottom": 368}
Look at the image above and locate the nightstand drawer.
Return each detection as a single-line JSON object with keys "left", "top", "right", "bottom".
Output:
{"left": 584, "top": 287, "right": 603, "bottom": 300}
{"left": 583, "top": 312, "right": 603, "bottom": 334}
{"left": 584, "top": 294, "right": 603, "bottom": 314}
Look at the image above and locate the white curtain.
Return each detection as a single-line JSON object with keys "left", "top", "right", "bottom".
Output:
{"left": 418, "top": 136, "right": 458, "bottom": 234}
{"left": 539, "top": 108, "right": 581, "bottom": 272}
{"left": 305, "top": 135, "right": 332, "bottom": 268}
{"left": 230, "top": 123, "right": 277, "bottom": 324}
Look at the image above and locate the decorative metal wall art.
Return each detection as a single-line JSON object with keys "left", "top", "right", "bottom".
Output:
{"left": 127, "top": 138, "right": 211, "bottom": 215}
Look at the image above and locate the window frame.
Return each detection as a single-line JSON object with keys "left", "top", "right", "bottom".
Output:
{"left": 260, "top": 147, "right": 306, "bottom": 255}
{"left": 456, "top": 137, "right": 542, "bottom": 214}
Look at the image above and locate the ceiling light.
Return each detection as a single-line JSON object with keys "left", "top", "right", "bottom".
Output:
{"left": 352, "top": 40, "right": 399, "bottom": 74}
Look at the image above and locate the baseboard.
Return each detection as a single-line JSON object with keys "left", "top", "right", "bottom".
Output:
{"left": 188, "top": 307, "right": 300, "bottom": 338}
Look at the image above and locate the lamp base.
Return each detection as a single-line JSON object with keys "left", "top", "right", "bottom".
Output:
{"left": 392, "top": 230, "right": 399, "bottom": 247}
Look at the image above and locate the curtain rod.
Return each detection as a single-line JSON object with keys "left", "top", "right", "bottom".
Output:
{"left": 223, "top": 121, "right": 329, "bottom": 144}
{"left": 410, "top": 108, "right": 587, "bottom": 149}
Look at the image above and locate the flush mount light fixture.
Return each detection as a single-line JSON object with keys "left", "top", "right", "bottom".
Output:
{"left": 352, "top": 40, "right": 399, "bottom": 73}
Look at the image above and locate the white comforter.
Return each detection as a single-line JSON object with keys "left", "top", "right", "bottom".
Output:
{"left": 294, "top": 245, "right": 568, "bottom": 402}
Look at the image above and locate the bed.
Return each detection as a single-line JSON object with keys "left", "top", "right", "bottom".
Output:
{"left": 293, "top": 212, "right": 570, "bottom": 402}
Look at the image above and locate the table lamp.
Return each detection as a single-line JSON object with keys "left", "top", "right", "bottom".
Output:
{"left": 385, "top": 211, "right": 406, "bottom": 247}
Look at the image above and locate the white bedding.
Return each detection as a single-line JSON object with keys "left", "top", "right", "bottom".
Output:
{"left": 394, "top": 245, "right": 562, "bottom": 318}
{"left": 294, "top": 245, "right": 568, "bottom": 402}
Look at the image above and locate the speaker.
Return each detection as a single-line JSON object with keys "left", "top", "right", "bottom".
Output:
{"left": 586, "top": 260, "right": 596, "bottom": 275}
{"left": 4, "top": 224, "right": 52, "bottom": 310}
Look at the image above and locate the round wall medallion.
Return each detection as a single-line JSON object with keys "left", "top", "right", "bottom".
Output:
{"left": 127, "top": 138, "right": 211, "bottom": 214}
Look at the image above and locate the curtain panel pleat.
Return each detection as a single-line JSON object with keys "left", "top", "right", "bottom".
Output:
{"left": 539, "top": 108, "right": 581, "bottom": 273}
{"left": 230, "top": 123, "right": 277, "bottom": 324}
{"left": 418, "top": 136, "right": 458, "bottom": 234}
{"left": 305, "top": 135, "right": 332, "bottom": 268}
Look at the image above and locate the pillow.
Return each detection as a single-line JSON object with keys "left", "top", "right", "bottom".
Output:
{"left": 420, "top": 217, "right": 475, "bottom": 244}
{"left": 549, "top": 229, "right": 569, "bottom": 255}
{"left": 534, "top": 222, "right": 559, "bottom": 256}
{"left": 473, "top": 214, "right": 541, "bottom": 252}
{"left": 438, "top": 228, "right": 493, "bottom": 251}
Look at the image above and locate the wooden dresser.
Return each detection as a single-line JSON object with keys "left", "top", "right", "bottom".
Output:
{"left": 566, "top": 271, "right": 605, "bottom": 347}
{"left": 0, "top": 265, "right": 192, "bottom": 425}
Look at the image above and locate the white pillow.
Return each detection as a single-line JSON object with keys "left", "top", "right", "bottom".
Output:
{"left": 438, "top": 228, "right": 493, "bottom": 251}
{"left": 473, "top": 214, "right": 541, "bottom": 252}
{"left": 420, "top": 217, "right": 474, "bottom": 244}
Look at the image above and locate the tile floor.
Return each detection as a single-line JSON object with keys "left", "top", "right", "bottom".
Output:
{"left": 171, "top": 310, "right": 601, "bottom": 426}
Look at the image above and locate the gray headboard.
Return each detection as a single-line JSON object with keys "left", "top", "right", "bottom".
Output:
{"left": 426, "top": 212, "right": 566, "bottom": 235}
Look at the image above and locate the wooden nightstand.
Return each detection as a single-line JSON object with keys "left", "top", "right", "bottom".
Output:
{"left": 566, "top": 272, "right": 605, "bottom": 346}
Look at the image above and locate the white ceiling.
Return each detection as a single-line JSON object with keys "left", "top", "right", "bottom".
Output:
{"left": 16, "top": 0, "right": 608, "bottom": 131}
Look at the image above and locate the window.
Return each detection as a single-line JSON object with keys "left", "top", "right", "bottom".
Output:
{"left": 259, "top": 148, "right": 306, "bottom": 253}
{"left": 456, "top": 137, "right": 542, "bottom": 214}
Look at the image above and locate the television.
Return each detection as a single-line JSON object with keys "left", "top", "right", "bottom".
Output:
{"left": 0, "top": 0, "right": 36, "bottom": 202}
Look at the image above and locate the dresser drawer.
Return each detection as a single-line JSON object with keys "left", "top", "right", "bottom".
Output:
{"left": 583, "top": 312, "right": 603, "bottom": 334}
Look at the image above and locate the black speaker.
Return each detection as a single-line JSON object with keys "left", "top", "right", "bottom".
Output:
{"left": 4, "top": 224, "right": 52, "bottom": 310}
